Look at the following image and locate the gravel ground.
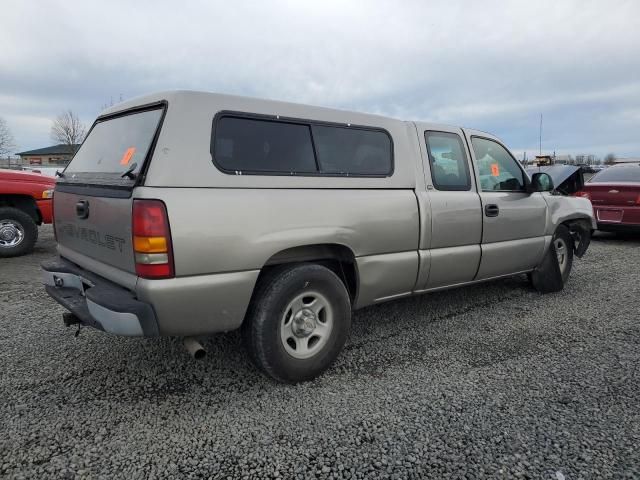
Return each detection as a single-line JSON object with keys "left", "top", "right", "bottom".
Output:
{"left": 1, "top": 226, "right": 639, "bottom": 479}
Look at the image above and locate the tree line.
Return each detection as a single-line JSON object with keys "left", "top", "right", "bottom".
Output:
{"left": 0, "top": 111, "right": 86, "bottom": 156}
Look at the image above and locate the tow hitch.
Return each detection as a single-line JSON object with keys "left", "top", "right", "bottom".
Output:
{"left": 62, "top": 312, "right": 80, "bottom": 327}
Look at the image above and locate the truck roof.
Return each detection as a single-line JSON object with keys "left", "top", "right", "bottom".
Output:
{"left": 100, "top": 90, "right": 458, "bottom": 131}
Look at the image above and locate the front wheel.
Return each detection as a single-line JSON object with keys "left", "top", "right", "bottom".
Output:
{"left": 0, "top": 207, "right": 38, "bottom": 258}
{"left": 242, "top": 264, "right": 351, "bottom": 383}
{"left": 530, "top": 224, "right": 574, "bottom": 293}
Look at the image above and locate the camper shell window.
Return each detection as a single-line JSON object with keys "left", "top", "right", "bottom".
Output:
{"left": 212, "top": 113, "right": 393, "bottom": 177}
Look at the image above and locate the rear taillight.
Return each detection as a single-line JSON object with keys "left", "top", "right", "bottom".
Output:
{"left": 636, "top": 194, "right": 640, "bottom": 206}
{"left": 575, "top": 191, "right": 591, "bottom": 200}
{"left": 132, "top": 199, "right": 174, "bottom": 279}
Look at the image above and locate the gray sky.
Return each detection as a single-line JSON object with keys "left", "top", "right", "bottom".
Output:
{"left": 2, "top": 0, "right": 639, "bottom": 158}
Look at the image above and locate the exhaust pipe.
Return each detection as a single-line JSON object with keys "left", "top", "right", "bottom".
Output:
{"left": 183, "top": 337, "right": 206, "bottom": 360}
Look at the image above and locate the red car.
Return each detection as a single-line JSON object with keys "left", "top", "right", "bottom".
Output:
{"left": 577, "top": 163, "right": 640, "bottom": 232}
{"left": 0, "top": 169, "right": 55, "bottom": 257}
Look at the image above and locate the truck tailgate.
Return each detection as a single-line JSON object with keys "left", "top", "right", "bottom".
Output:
{"left": 54, "top": 190, "right": 136, "bottom": 273}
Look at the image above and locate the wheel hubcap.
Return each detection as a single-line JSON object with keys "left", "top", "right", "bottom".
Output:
{"left": 0, "top": 220, "right": 24, "bottom": 248}
{"left": 555, "top": 238, "right": 567, "bottom": 274}
{"left": 292, "top": 308, "right": 317, "bottom": 337}
{"left": 280, "top": 291, "right": 333, "bottom": 359}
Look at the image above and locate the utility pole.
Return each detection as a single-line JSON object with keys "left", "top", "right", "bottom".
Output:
{"left": 539, "top": 114, "right": 543, "bottom": 155}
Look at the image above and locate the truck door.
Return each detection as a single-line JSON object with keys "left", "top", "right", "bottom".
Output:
{"left": 414, "top": 125, "right": 483, "bottom": 290}
{"left": 463, "top": 131, "right": 548, "bottom": 279}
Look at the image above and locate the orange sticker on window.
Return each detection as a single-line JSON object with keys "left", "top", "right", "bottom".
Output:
{"left": 491, "top": 163, "right": 500, "bottom": 176}
{"left": 120, "top": 147, "right": 136, "bottom": 165}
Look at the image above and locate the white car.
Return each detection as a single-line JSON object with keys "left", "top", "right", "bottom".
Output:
{"left": 20, "top": 167, "right": 62, "bottom": 177}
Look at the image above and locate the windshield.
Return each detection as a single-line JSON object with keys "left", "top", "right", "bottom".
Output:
{"left": 64, "top": 107, "right": 164, "bottom": 181}
{"left": 590, "top": 165, "right": 640, "bottom": 183}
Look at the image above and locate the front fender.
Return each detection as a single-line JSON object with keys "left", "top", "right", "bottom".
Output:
{"left": 543, "top": 194, "right": 595, "bottom": 258}
{"left": 543, "top": 194, "right": 596, "bottom": 233}
{"left": 36, "top": 198, "right": 53, "bottom": 224}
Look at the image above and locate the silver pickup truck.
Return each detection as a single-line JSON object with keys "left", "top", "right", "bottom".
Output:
{"left": 42, "top": 90, "right": 595, "bottom": 383}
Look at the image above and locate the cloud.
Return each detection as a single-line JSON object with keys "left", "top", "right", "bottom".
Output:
{"left": 1, "top": 0, "right": 639, "bottom": 156}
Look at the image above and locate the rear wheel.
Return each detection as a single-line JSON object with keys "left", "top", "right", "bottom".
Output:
{"left": 0, "top": 207, "right": 38, "bottom": 258}
{"left": 242, "top": 264, "right": 351, "bottom": 383}
{"left": 530, "top": 224, "right": 573, "bottom": 293}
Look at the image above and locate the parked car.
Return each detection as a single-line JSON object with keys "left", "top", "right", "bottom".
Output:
{"left": 525, "top": 165, "right": 585, "bottom": 196}
{"left": 0, "top": 169, "right": 55, "bottom": 257}
{"left": 20, "top": 166, "right": 63, "bottom": 177}
{"left": 42, "top": 91, "right": 595, "bottom": 383}
{"left": 577, "top": 162, "right": 640, "bottom": 232}
{"left": 577, "top": 163, "right": 597, "bottom": 174}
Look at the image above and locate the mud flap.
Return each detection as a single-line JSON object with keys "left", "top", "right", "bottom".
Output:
{"left": 530, "top": 240, "right": 564, "bottom": 293}
{"left": 568, "top": 220, "right": 592, "bottom": 258}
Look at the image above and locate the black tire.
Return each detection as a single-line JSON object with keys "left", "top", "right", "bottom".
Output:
{"left": 0, "top": 207, "right": 38, "bottom": 258}
{"left": 242, "top": 263, "right": 351, "bottom": 383}
{"left": 530, "top": 224, "right": 573, "bottom": 293}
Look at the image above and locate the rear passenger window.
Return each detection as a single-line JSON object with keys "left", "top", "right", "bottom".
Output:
{"left": 424, "top": 131, "right": 471, "bottom": 191}
{"left": 212, "top": 114, "right": 393, "bottom": 176}
{"left": 214, "top": 116, "right": 317, "bottom": 173}
{"left": 312, "top": 126, "right": 392, "bottom": 175}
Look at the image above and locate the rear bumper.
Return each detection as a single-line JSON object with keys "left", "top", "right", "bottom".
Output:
{"left": 42, "top": 258, "right": 159, "bottom": 336}
{"left": 596, "top": 223, "right": 640, "bottom": 233}
{"left": 594, "top": 205, "right": 640, "bottom": 229}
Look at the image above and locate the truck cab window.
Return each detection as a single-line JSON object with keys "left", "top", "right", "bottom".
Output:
{"left": 471, "top": 137, "right": 525, "bottom": 192}
{"left": 424, "top": 131, "right": 471, "bottom": 191}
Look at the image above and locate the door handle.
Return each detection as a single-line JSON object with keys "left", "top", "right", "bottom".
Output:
{"left": 484, "top": 204, "right": 499, "bottom": 217}
{"left": 76, "top": 200, "right": 90, "bottom": 219}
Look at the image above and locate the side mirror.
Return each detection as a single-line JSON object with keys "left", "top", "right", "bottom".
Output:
{"left": 530, "top": 172, "right": 554, "bottom": 192}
